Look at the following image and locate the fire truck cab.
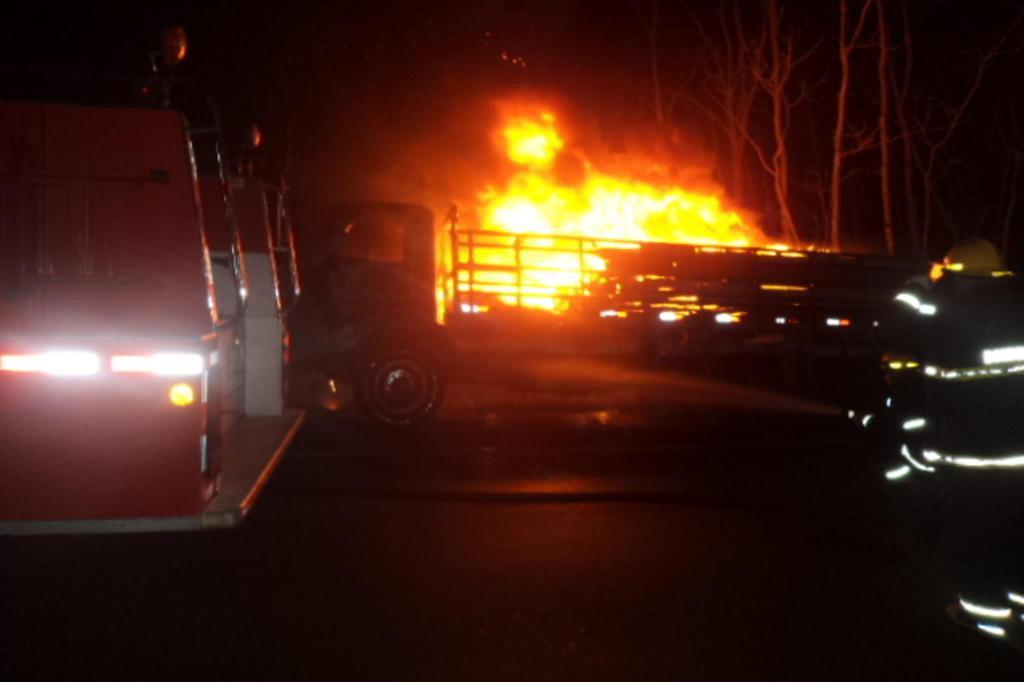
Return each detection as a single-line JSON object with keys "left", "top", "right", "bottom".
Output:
{"left": 0, "top": 41, "right": 303, "bottom": 533}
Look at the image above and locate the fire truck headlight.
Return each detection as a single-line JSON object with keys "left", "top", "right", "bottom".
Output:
{"left": 168, "top": 382, "right": 197, "bottom": 407}
{"left": 111, "top": 353, "right": 204, "bottom": 376}
{"left": 0, "top": 351, "right": 101, "bottom": 376}
{"left": 47, "top": 351, "right": 101, "bottom": 376}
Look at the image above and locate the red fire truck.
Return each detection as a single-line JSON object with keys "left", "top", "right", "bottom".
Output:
{"left": 0, "top": 29, "right": 303, "bottom": 533}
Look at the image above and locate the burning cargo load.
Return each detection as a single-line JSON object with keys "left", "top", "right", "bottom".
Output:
{"left": 450, "top": 103, "right": 789, "bottom": 315}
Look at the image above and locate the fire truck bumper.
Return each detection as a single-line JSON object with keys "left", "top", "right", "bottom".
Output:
{"left": 0, "top": 409, "right": 304, "bottom": 535}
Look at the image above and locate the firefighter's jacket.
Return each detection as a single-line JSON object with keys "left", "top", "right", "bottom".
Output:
{"left": 882, "top": 274, "right": 1024, "bottom": 459}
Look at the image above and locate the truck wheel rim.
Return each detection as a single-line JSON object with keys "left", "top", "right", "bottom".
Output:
{"left": 371, "top": 357, "right": 434, "bottom": 417}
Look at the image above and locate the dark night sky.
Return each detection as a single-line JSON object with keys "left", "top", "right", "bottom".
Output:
{"left": 6, "top": 1, "right": 1024, "bottom": 259}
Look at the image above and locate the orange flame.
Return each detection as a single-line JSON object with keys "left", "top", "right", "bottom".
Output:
{"left": 460, "top": 104, "right": 782, "bottom": 313}
{"left": 501, "top": 111, "right": 564, "bottom": 168}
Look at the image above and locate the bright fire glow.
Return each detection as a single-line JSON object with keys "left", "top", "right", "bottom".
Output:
{"left": 502, "top": 111, "right": 564, "bottom": 168}
{"left": 462, "top": 104, "right": 782, "bottom": 312}
{"left": 481, "top": 109, "right": 765, "bottom": 244}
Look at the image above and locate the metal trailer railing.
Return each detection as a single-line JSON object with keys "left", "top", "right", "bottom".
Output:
{"left": 445, "top": 208, "right": 924, "bottom": 325}
{"left": 448, "top": 225, "right": 641, "bottom": 315}
{"left": 593, "top": 242, "right": 925, "bottom": 323}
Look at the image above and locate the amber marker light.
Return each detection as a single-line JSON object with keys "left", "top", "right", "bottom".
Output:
{"left": 169, "top": 382, "right": 196, "bottom": 407}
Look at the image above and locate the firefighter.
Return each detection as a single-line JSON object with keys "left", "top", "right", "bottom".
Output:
{"left": 880, "top": 238, "right": 1024, "bottom": 648}
{"left": 879, "top": 237, "right": 1022, "bottom": 475}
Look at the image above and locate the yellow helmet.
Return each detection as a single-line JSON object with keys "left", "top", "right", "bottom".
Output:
{"left": 940, "top": 238, "right": 1010, "bottom": 278}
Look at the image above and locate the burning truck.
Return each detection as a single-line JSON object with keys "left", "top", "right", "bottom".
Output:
{"left": 289, "top": 104, "right": 921, "bottom": 425}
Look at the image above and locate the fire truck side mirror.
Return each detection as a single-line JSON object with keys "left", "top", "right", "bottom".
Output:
{"left": 236, "top": 125, "right": 264, "bottom": 176}
{"left": 161, "top": 26, "right": 188, "bottom": 66}
{"left": 244, "top": 124, "right": 264, "bottom": 151}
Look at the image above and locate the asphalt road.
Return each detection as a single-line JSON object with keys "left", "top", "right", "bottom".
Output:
{"left": 2, "top": 405, "right": 1022, "bottom": 681}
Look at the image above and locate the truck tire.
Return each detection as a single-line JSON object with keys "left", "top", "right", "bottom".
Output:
{"left": 355, "top": 347, "right": 445, "bottom": 426}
